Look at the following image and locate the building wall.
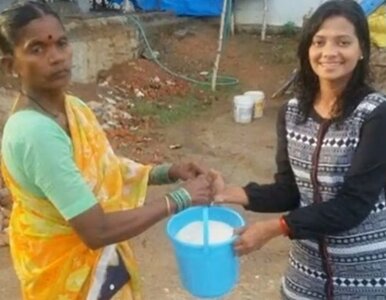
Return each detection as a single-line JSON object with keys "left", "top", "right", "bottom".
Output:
{"left": 235, "top": 0, "right": 327, "bottom": 27}
{"left": 0, "top": 0, "right": 90, "bottom": 13}
{"left": 66, "top": 16, "right": 139, "bottom": 83}
{"left": 0, "top": 0, "right": 13, "bottom": 12}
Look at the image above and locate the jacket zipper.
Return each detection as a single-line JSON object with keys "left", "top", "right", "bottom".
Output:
{"left": 311, "top": 120, "right": 334, "bottom": 300}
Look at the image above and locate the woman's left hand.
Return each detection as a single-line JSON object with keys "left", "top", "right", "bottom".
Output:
{"left": 234, "top": 219, "right": 283, "bottom": 256}
{"left": 168, "top": 161, "right": 207, "bottom": 181}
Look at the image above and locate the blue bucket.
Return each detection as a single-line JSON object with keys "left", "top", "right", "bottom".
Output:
{"left": 166, "top": 206, "right": 245, "bottom": 298}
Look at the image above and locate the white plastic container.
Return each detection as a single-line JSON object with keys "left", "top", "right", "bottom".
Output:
{"left": 233, "top": 95, "right": 254, "bottom": 124}
{"left": 244, "top": 91, "right": 265, "bottom": 119}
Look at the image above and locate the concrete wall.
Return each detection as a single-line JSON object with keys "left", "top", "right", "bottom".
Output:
{"left": 234, "top": 0, "right": 359, "bottom": 27}
{"left": 0, "top": 0, "right": 13, "bottom": 12}
{"left": 0, "top": 0, "right": 89, "bottom": 14}
{"left": 66, "top": 16, "right": 139, "bottom": 83}
{"left": 234, "top": 0, "right": 325, "bottom": 27}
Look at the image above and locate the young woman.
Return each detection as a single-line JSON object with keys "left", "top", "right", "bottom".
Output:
{"left": 215, "top": 1, "right": 386, "bottom": 299}
{"left": 0, "top": 2, "right": 216, "bottom": 299}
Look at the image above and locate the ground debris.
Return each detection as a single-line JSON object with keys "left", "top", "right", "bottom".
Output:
{"left": 0, "top": 174, "right": 11, "bottom": 248}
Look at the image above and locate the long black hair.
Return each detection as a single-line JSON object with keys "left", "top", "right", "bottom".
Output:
{"left": 0, "top": 1, "right": 62, "bottom": 55}
{"left": 294, "top": 0, "right": 373, "bottom": 122}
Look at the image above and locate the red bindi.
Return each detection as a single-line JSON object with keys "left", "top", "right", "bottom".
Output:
{"left": 48, "top": 35, "right": 52, "bottom": 40}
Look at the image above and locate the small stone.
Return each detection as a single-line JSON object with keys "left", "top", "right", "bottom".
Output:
{"left": 166, "top": 80, "right": 176, "bottom": 86}
{"left": 107, "top": 121, "right": 118, "bottom": 127}
{"left": 134, "top": 89, "right": 145, "bottom": 98}
{"left": 173, "top": 28, "right": 195, "bottom": 39}
{"left": 120, "top": 111, "right": 132, "bottom": 120}
{"left": 105, "top": 97, "right": 117, "bottom": 105}
{"left": 88, "top": 101, "right": 103, "bottom": 111}
{"left": 169, "top": 144, "right": 182, "bottom": 150}
{"left": 141, "top": 49, "right": 160, "bottom": 60}
{"left": 149, "top": 81, "right": 161, "bottom": 89}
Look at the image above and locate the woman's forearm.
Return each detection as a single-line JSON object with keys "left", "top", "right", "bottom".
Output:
{"left": 70, "top": 196, "right": 176, "bottom": 250}
{"left": 97, "top": 199, "right": 175, "bottom": 247}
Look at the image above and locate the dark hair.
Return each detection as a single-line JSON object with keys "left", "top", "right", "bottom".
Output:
{"left": 294, "top": 0, "right": 373, "bottom": 122}
{"left": 0, "top": 1, "right": 62, "bottom": 55}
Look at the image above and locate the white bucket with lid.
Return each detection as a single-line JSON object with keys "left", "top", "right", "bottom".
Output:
{"left": 233, "top": 95, "right": 254, "bottom": 124}
{"left": 244, "top": 91, "right": 265, "bottom": 119}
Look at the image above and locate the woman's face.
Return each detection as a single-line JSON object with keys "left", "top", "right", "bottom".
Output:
{"left": 308, "top": 16, "right": 362, "bottom": 85}
{"left": 12, "top": 14, "right": 72, "bottom": 92}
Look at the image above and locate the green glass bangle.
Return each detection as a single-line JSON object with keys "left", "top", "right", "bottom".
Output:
{"left": 149, "top": 163, "right": 173, "bottom": 185}
{"left": 168, "top": 187, "right": 192, "bottom": 213}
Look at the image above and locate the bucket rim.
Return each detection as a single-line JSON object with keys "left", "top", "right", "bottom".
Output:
{"left": 244, "top": 90, "right": 265, "bottom": 95}
{"left": 166, "top": 206, "right": 245, "bottom": 249}
{"left": 233, "top": 95, "right": 254, "bottom": 103}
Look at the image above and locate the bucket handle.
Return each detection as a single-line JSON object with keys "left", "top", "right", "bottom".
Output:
{"left": 203, "top": 206, "right": 209, "bottom": 253}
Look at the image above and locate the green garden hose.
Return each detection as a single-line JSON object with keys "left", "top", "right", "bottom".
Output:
{"left": 126, "top": 10, "right": 239, "bottom": 87}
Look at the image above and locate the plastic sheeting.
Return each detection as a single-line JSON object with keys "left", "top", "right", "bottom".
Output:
{"left": 360, "top": 0, "right": 385, "bottom": 15}
{"left": 135, "top": 0, "right": 223, "bottom": 16}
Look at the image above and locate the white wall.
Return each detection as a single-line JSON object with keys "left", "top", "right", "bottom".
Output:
{"left": 0, "top": 0, "right": 13, "bottom": 12}
{"left": 0, "top": 1, "right": 90, "bottom": 14}
{"left": 235, "top": 0, "right": 328, "bottom": 27}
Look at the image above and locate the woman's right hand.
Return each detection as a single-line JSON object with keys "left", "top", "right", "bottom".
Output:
{"left": 213, "top": 185, "right": 249, "bottom": 206}
{"left": 182, "top": 174, "right": 212, "bottom": 205}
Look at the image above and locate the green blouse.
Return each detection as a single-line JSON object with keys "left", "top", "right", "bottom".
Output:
{"left": 1, "top": 110, "right": 97, "bottom": 220}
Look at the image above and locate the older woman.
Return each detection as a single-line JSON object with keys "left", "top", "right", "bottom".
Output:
{"left": 0, "top": 2, "right": 215, "bottom": 299}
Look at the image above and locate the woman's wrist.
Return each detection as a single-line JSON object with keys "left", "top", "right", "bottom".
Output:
{"left": 215, "top": 185, "right": 249, "bottom": 205}
{"left": 279, "top": 216, "right": 291, "bottom": 237}
{"left": 149, "top": 163, "right": 174, "bottom": 185}
{"left": 167, "top": 187, "right": 192, "bottom": 214}
{"left": 264, "top": 218, "right": 285, "bottom": 240}
{"left": 164, "top": 195, "right": 177, "bottom": 215}
{"left": 237, "top": 187, "right": 249, "bottom": 206}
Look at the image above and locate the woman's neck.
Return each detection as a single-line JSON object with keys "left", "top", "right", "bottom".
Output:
{"left": 314, "top": 79, "right": 348, "bottom": 119}
{"left": 318, "top": 79, "right": 347, "bottom": 105}
{"left": 22, "top": 87, "right": 66, "bottom": 114}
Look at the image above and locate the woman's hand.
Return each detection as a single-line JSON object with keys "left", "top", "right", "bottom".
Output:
{"left": 205, "top": 171, "right": 249, "bottom": 206}
{"left": 213, "top": 185, "right": 249, "bottom": 206}
{"left": 169, "top": 161, "right": 207, "bottom": 181}
{"left": 234, "top": 219, "right": 282, "bottom": 256}
{"left": 206, "top": 169, "right": 225, "bottom": 198}
{"left": 182, "top": 174, "right": 212, "bottom": 205}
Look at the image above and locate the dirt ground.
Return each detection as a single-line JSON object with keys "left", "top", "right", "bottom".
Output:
{"left": 0, "top": 21, "right": 297, "bottom": 299}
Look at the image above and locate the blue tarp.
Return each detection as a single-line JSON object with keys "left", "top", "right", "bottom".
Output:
{"left": 135, "top": 0, "right": 223, "bottom": 16}
{"left": 360, "top": 0, "right": 385, "bottom": 16}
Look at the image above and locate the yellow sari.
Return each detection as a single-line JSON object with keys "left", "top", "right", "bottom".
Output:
{"left": 1, "top": 96, "right": 151, "bottom": 300}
